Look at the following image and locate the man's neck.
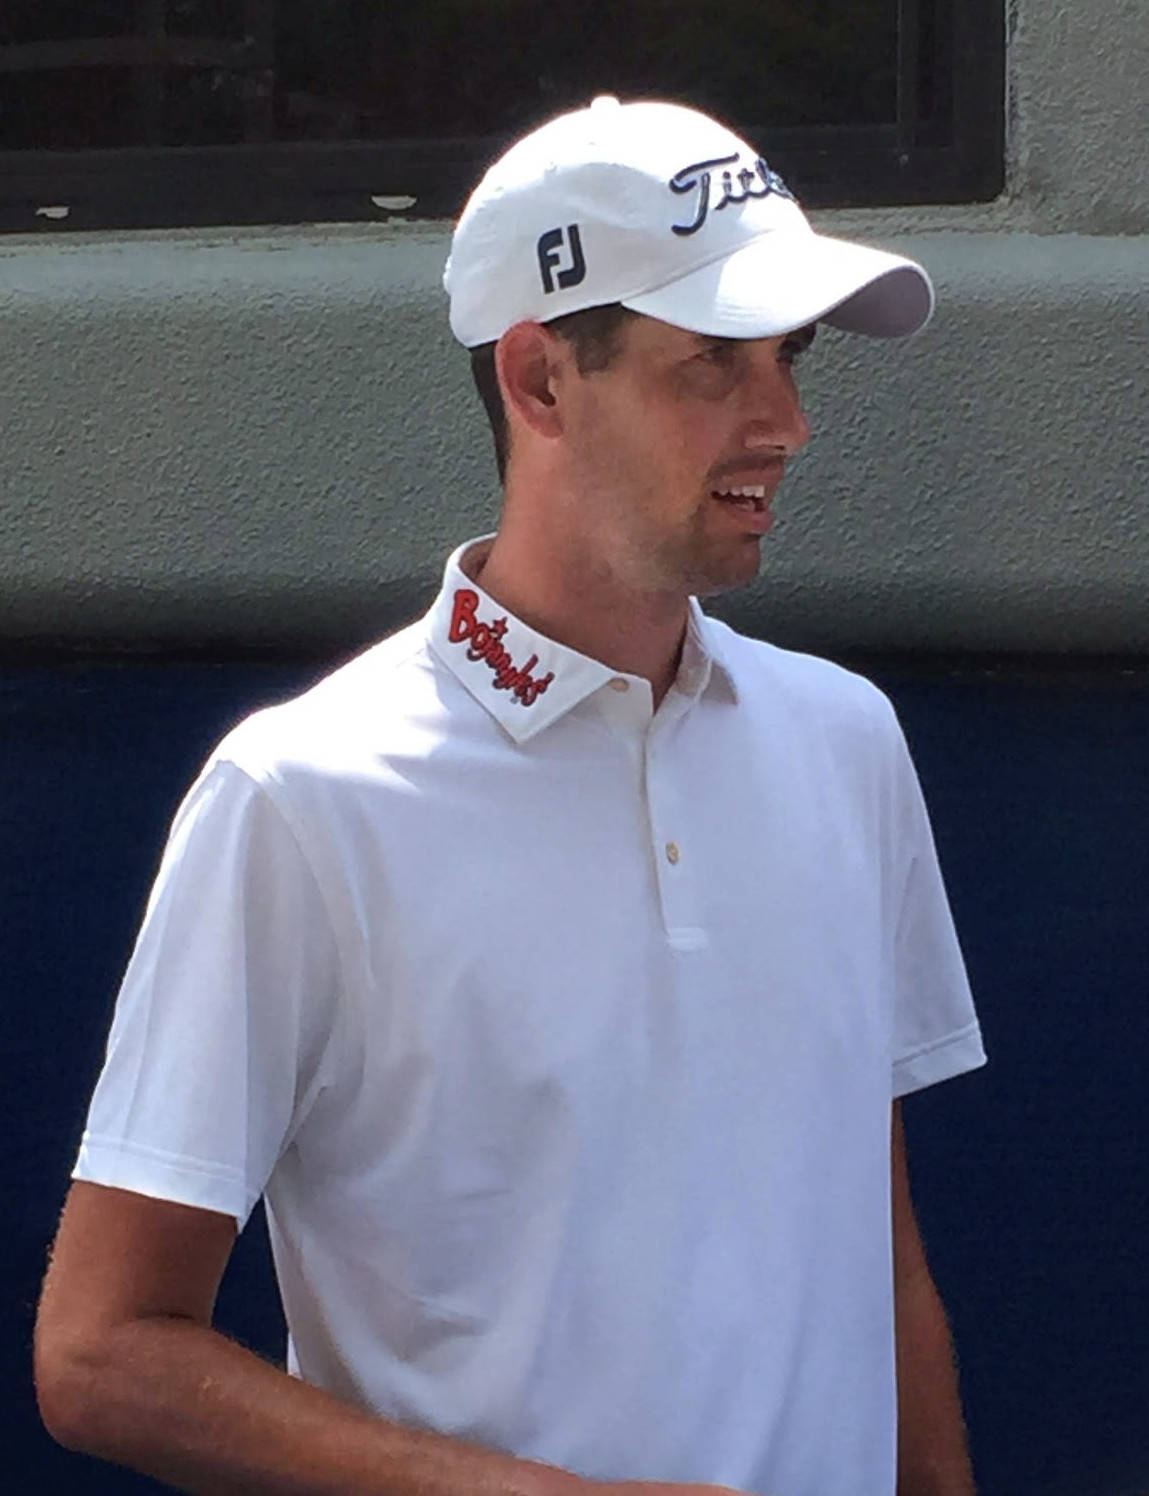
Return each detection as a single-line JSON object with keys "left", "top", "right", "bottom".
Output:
{"left": 473, "top": 524, "right": 689, "bottom": 710}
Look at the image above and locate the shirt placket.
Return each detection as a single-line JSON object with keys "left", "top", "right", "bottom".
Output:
{"left": 645, "top": 698, "right": 707, "bottom": 951}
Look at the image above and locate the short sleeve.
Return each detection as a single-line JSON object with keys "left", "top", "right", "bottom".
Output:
{"left": 885, "top": 713, "right": 987, "bottom": 1099}
{"left": 73, "top": 758, "right": 343, "bottom": 1230}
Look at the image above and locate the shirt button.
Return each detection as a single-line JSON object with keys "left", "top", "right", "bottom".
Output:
{"left": 609, "top": 677, "right": 630, "bottom": 692}
{"left": 665, "top": 841, "right": 680, "bottom": 864}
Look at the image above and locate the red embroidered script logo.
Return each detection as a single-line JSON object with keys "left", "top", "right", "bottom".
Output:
{"left": 448, "top": 589, "right": 556, "bottom": 707}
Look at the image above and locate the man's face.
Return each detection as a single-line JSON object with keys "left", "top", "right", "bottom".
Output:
{"left": 555, "top": 313, "right": 814, "bottom": 598}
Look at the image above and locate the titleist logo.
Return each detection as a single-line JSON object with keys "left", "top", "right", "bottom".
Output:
{"left": 668, "top": 153, "right": 794, "bottom": 236}
{"left": 448, "top": 589, "right": 555, "bottom": 707}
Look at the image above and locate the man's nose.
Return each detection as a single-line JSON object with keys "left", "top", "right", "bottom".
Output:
{"left": 742, "top": 361, "right": 812, "bottom": 457}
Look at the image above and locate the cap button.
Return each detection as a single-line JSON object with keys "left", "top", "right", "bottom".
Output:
{"left": 590, "top": 95, "right": 621, "bottom": 114}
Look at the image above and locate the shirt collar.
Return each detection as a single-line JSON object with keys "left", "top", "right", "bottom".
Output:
{"left": 678, "top": 597, "right": 739, "bottom": 707}
{"left": 427, "top": 536, "right": 738, "bottom": 743}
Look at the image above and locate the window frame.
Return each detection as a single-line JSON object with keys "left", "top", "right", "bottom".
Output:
{"left": 0, "top": 0, "right": 1003, "bottom": 233}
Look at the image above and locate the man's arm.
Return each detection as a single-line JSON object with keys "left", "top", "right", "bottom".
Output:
{"left": 35, "top": 1181, "right": 736, "bottom": 1496}
{"left": 892, "top": 1100, "right": 977, "bottom": 1496}
{"left": 36, "top": 1181, "right": 559, "bottom": 1496}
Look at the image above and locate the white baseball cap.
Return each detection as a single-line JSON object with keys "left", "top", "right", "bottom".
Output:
{"left": 444, "top": 95, "right": 934, "bottom": 348}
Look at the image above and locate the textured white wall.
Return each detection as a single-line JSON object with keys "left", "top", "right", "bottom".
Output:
{"left": 0, "top": 0, "right": 1146, "bottom": 653}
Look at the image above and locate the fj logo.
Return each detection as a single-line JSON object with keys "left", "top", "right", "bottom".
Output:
{"left": 537, "top": 224, "right": 586, "bottom": 294}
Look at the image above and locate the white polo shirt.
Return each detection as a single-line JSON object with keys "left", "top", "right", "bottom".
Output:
{"left": 75, "top": 536, "right": 985, "bottom": 1496}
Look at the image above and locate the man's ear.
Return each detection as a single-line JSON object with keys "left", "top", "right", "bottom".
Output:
{"left": 495, "top": 321, "right": 569, "bottom": 443}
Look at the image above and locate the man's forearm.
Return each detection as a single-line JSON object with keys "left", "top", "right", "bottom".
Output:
{"left": 39, "top": 1314, "right": 572, "bottom": 1496}
{"left": 894, "top": 1267, "right": 976, "bottom": 1496}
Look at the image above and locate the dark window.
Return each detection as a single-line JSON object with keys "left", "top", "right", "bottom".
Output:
{"left": 0, "top": 0, "right": 1003, "bottom": 232}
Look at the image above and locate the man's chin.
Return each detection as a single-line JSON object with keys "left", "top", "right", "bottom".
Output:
{"left": 688, "top": 538, "right": 766, "bottom": 599}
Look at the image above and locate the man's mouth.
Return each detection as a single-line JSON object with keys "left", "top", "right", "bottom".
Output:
{"left": 711, "top": 483, "right": 768, "bottom": 512}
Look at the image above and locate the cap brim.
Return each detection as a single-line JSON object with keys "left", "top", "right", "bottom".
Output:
{"left": 620, "top": 230, "right": 934, "bottom": 340}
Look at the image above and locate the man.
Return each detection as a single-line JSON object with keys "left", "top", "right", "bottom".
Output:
{"left": 35, "top": 96, "right": 986, "bottom": 1496}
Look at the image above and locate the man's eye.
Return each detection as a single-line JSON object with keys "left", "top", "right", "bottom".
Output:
{"left": 780, "top": 326, "right": 817, "bottom": 364}
{"left": 699, "top": 343, "right": 736, "bottom": 367}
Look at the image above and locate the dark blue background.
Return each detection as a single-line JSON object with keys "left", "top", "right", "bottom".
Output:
{"left": 4, "top": 655, "right": 1148, "bottom": 1495}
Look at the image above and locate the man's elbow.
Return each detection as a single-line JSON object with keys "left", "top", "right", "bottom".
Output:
{"left": 34, "top": 1318, "right": 116, "bottom": 1453}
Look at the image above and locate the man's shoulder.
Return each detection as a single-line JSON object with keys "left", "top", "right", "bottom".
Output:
{"left": 708, "top": 616, "right": 898, "bottom": 730}
{"left": 212, "top": 617, "right": 436, "bottom": 785}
